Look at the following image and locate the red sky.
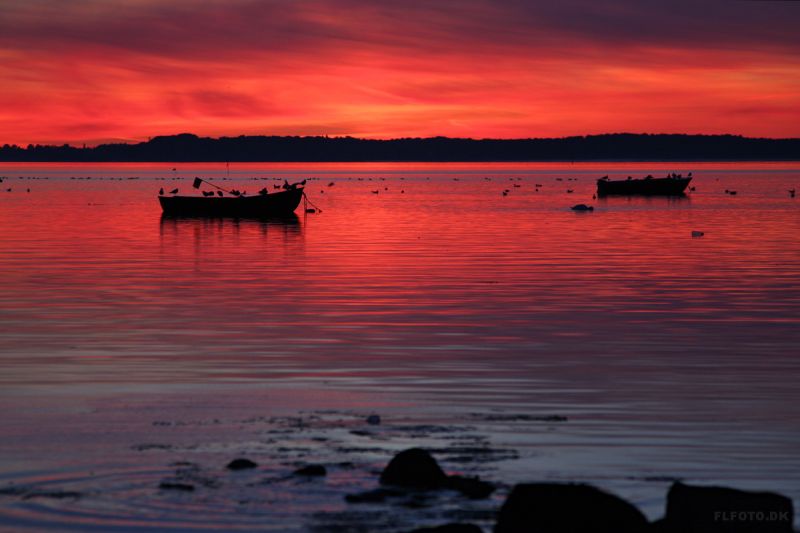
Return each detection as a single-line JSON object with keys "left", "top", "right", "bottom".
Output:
{"left": 1, "top": 0, "right": 799, "bottom": 146}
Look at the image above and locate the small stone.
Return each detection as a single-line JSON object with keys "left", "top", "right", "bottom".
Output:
{"left": 226, "top": 458, "right": 258, "bottom": 470}
{"left": 293, "top": 464, "right": 327, "bottom": 477}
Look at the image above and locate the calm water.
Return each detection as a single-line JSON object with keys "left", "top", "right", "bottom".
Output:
{"left": 0, "top": 162, "right": 799, "bottom": 531}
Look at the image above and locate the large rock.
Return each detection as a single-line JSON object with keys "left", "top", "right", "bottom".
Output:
{"left": 658, "top": 482, "right": 794, "bottom": 533}
{"left": 494, "top": 483, "right": 649, "bottom": 533}
{"left": 380, "top": 448, "right": 448, "bottom": 489}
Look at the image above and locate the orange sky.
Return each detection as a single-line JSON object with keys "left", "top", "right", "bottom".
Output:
{"left": 1, "top": 0, "right": 799, "bottom": 146}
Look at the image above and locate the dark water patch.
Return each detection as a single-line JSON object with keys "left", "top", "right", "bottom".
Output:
{"left": 152, "top": 418, "right": 223, "bottom": 427}
{"left": 21, "top": 490, "right": 83, "bottom": 500}
{"left": 0, "top": 485, "right": 29, "bottom": 497}
{"left": 334, "top": 446, "right": 388, "bottom": 454}
{"left": 467, "top": 413, "right": 568, "bottom": 423}
{"left": 632, "top": 476, "right": 685, "bottom": 483}
{"left": 158, "top": 481, "right": 195, "bottom": 492}
{"left": 389, "top": 425, "right": 476, "bottom": 438}
{"left": 172, "top": 463, "right": 221, "bottom": 489}
{"left": 346, "top": 487, "right": 406, "bottom": 503}
{"left": 131, "top": 443, "right": 174, "bottom": 451}
{"left": 428, "top": 446, "right": 519, "bottom": 464}
{"left": 277, "top": 446, "right": 314, "bottom": 453}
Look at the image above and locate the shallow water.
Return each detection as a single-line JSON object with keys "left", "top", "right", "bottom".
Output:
{"left": 1, "top": 162, "right": 799, "bottom": 531}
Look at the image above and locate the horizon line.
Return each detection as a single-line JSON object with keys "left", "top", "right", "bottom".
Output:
{"left": 7, "top": 131, "right": 800, "bottom": 149}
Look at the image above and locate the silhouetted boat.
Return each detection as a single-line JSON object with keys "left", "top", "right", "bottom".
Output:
{"left": 597, "top": 175, "right": 691, "bottom": 196}
{"left": 158, "top": 187, "right": 304, "bottom": 216}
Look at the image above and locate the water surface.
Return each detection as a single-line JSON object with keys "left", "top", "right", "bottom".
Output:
{"left": 1, "top": 162, "right": 799, "bottom": 531}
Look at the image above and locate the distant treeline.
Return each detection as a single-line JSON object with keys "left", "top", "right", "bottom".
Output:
{"left": 1, "top": 133, "right": 799, "bottom": 162}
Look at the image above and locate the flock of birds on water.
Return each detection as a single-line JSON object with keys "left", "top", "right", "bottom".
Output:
{"left": 2, "top": 173, "right": 798, "bottom": 222}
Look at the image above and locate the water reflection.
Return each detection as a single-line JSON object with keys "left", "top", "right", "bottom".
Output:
{"left": 159, "top": 212, "right": 302, "bottom": 249}
{"left": 159, "top": 212, "right": 302, "bottom": 233}
{"left": 595, "top": 193, "right": 691, "bottom": 206}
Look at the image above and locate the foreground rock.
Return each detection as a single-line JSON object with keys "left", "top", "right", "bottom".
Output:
{"left": 494, "top": 483, "right": 649, "bottom": 533}
{"left": 381, "top": 448, "right": 494, "bottom": 498}
{"left": 348, "top": 448, "right": 494, "bottom": 503}
{"left": 380, "top": 448, "right": 448, "bottom": 488}
{"left": 654, "top": 481, "right": 794, "bottom": 533}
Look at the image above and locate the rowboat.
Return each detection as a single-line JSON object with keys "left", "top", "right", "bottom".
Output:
{"left": 596, "top": 174, "right": 691, "bottom": 196}
{"left": 158, "top": 187, "right": 304, "bottom": 216}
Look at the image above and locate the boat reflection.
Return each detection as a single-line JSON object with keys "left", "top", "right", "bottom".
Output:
{"left": 160, "top": 212, "right": 302, "bottom": 234}
{"left": 159, "top": 213, "right": 304, "bottom": 264}
{"left": 596, "top": 193, "right": 691, "bottom": 206}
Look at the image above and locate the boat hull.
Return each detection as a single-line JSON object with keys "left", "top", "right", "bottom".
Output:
{"left": 158, "top": 188, "right": 304, "bottom": 216}
{"left": 597, "top": 177, "right": 691, "bottom": 196}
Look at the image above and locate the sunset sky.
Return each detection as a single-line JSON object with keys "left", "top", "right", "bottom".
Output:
{"left": 1, "top": 0, "right": 799, "bottom": 146}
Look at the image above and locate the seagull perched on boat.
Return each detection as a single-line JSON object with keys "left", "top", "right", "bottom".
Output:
{"left": 217, "top": 190, "right": 223, "bottom": 197}
{"left": 159, "top": 188, "right": 164, "bottom": 195}
{"left": 169, "top": 188, "right": 179, "bottom": 194}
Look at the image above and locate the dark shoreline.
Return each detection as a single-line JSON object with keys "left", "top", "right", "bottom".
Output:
{"left": 2, "top": 133, "right": 799, "bottom": 162}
